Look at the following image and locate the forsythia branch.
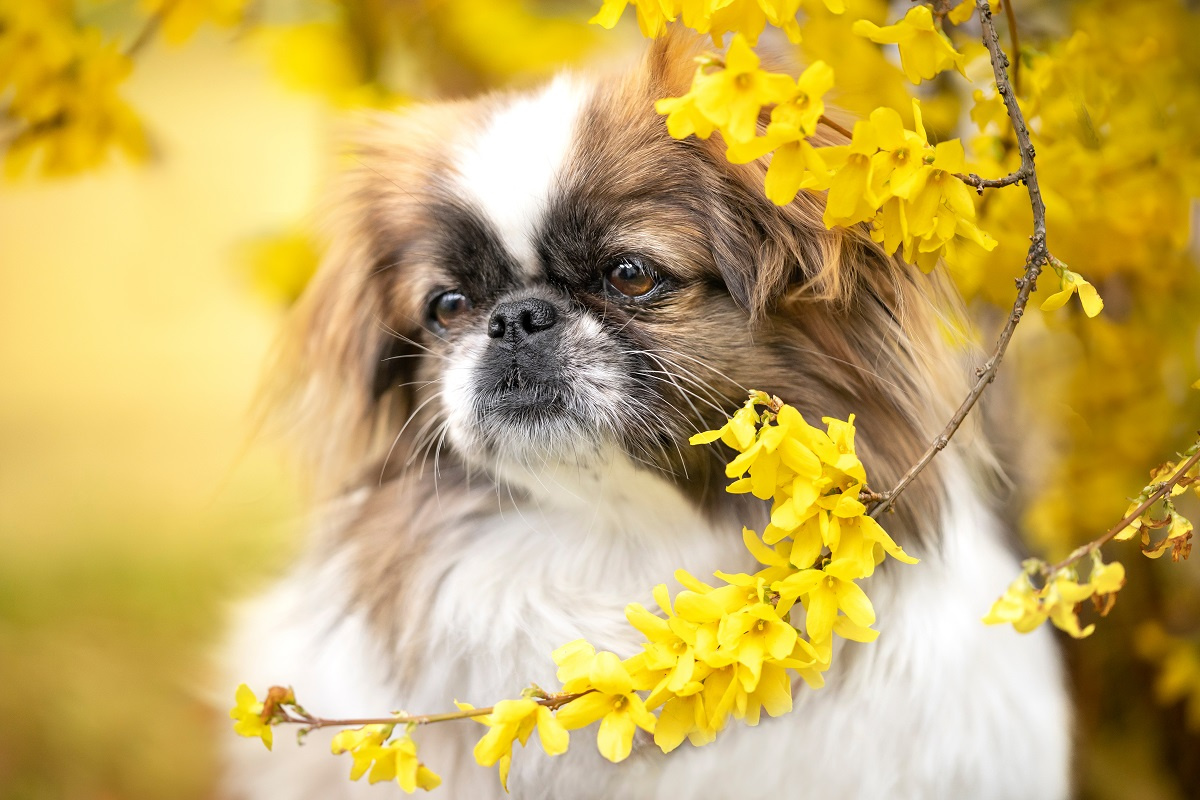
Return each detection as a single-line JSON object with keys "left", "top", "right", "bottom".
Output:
{"left": 271, "top": 689, "right": 591, "bottom": 733}
{"left": 1044, "top": 441, "right": 1200, "bottom": 576}
{"left": 124, "top": 4, "right": 170, "bottom": 58}
{"left": 1002, "top": 0, "right": 1021, "bottom": 97}
{"left": 868, "top": 0, "right": 1048, "bottom": 518}
{"left": 816, "top": 113, "right": 852, "bottom": 139}
{"left": 954, "top": 169, "right": 1024, "bottom": 193}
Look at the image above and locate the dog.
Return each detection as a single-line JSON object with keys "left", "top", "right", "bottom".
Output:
{"left": 222, "top": 31, "right": 1071, "bottom": 799}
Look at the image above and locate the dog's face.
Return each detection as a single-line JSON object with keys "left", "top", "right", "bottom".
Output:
{"left": 406, "top": 72, "right": 780, "bottom": 488}
{"left": 280, "top": 35, "right": 957, "bottom": 536}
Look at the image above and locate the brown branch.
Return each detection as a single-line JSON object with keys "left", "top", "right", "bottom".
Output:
{"left": 1043, "top": 442, "right": 1200, "bottom": 576}
{"left": 955, "top": 170, "right": 1024, "bottom": 193}
{"left": 869, "top": 0, "right": 1049, "bottom": 518}
{"left": 1003, "top": 0, "right": 1021, "bottom": 97}
{"left": 125, "top": 3, "right": 174, "bottom": 58}
{"left": 276, "top": 690, "right": 591, "bottom": 732}
{"left": 817, "top": 114, "right": 853, "bottom": 140}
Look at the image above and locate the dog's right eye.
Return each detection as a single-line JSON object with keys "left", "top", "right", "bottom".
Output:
{"left": 429, "top": 291, "right": 473, "bottom": 330}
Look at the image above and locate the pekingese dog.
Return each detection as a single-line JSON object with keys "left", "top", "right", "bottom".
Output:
{"left": 223, "top": 32, "right": 1071, "bottom": 800}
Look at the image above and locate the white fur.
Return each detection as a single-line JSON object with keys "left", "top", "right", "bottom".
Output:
{"left": 222, "top": 452, "right": 1071, "bottom": 800}
{"left": 453, "top": 75, "right": 588, "bottom": 274}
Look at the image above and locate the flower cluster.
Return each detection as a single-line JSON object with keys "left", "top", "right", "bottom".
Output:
{"left": 818, "top": 101, "right": 996, "bottom": 272}
{"left": 0, "top": 2, "right": 146, "bottom": 177}
{"left": 545, "top": 392, "right": 917, "bottom": 762}
{"left": 230, "top": 684, "right": 443, "bottom": 793}
{"left": 851, "top": 3, "right": 969, "bottom": 84}
{"left": 590, "top": 0, "right": 845, "bottom": 43}
{"left": 0, "top": 0, "right": 253, "bottom": 177}
{"left": 1113, "top": 448, "right": 1199, "bottom": 561}
{"left": 330, "top": 725, "right": 442, "bottom": 792}
{"left": 612, "top": 3, "right": 1000, "bottom": 278}
{"left": 142, "top": 0, "right": 248, "bottom": 45}
{"left": 457, "top": 697, "right": 569, "bottom": 791}
{"left": 986, "top": 441, "right": 1199, "bottom": 639}
{"left": 983, "top": 553, "right": 1126, "bottom": 639}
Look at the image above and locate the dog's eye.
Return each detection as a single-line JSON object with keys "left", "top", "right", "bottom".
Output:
{"left": 605, "top": 258, "right": 656, "bottom": 298}
{"left": 430, "top": 291, "right": 473, "bottom": 329}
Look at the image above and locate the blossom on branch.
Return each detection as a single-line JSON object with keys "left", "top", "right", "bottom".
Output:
{"left": 459, "top": 699, "right": 568, "bottom": 791}
{"left": 851, "top": 5, "right": 964, "bottom": 84}
{"left": 229, "top": 683, "right": 275, "bottom": 750}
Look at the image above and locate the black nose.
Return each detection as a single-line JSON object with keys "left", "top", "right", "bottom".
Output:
{"left": 488, "top": 298, "right": 559, "bottom": 342}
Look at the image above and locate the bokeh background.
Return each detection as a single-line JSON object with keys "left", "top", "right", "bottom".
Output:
{"left": 2, "top": 1, "right": 1199, "bottom": 798}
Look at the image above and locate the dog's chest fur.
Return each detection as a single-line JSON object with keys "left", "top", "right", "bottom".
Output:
{"left": 222, "top": 460, "right": 1071, "bottom": 800}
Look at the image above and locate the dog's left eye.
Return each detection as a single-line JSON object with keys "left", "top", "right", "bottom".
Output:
{"left": 605, "top": 257, "right": 657, "bottom": 298}
{"left": 429, "top": 290, "right": 473, "bottom": 329}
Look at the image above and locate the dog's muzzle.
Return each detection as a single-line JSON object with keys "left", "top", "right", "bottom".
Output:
{"left": 479, "top": 296, "right": 567, "bottom": 410}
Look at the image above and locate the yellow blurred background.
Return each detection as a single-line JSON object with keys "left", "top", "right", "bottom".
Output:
{"left": 3, "top": 1, "right": 1200, "bottom": 798}
{"left": 0, "top": 34, "right": 315, "bottom": 798}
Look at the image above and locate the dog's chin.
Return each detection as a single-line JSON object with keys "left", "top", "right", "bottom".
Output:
{"left": 446, "top": 382, "right": 617, "bottom": 478}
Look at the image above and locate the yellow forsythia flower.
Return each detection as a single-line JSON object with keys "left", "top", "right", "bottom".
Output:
{"left": 1136, "top": 623, "right": 1200, "bottom": 730}
{"left": 589, "top": 0, "right": 674, "bottom": 38}
{"left": 1040, "top": 267, "right": 1104, "bottom": 318}
{"left": 331, "top": 724, "right": 393, "bottom": 780}
{"left": 946, "top": 0, "right": 976, "bottom": 26}
{"left": 984, "top": 552, "right": 1128, "bottom": 639}
{"left": 141, "top": 0, "right": 247, "bottom": 45}
{"left": 2, "top": 23, "right": 148, "bottom": 177}
{"left": 365, "top": 736, "right": 442, "bottom": 792}
{"left": 983, "top": 573, "right": 1049, "bottom": 634}
{"left": 331, "top": 725, "right": 440, "bottom": 791}
{"left": 626, "top": 584, "right": 707, "bottom": 705}
{"left": 553, "top": 645, "right": 656, "bottom": 763}
{"left": 460, "top": 699, "right": 569, "bottom": 791}
{"left": 694, "top": 34, "right": 796, "bottom": 144}
{"left": 775, "top": 560, "right": 875, "bottom": 641}
{"left": 725, "top": 60, "right": 835, "bottom": 204}
{"left": 1089, "top": 555, "right": 1126, "bottom": 595}
{"left": 229, "top": 683, "right": 274, "bottom": 750}
{"left": 242, "top": 228, "right": 321, "bottom": 306}
{"left": 1041, "top": 574, "right": 1097, "bottom": 639}
{"left": 852, "top": 4, "right": 964, "bottom": 84}
{"left": 821, "top": 118, "right": 880, "bottom": 227}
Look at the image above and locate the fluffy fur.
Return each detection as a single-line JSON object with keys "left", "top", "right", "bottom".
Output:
{"left": 222, "top": 32, "right": 1072, "bottom": 800}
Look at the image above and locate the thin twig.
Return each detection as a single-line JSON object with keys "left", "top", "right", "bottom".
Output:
{"left": 955, "top": 170, "right": 1024, "bottom": 193}
{"left": 869, "top": 0, "right": 1049, "bottom": 518}
{"left": 817, "top": 114, "right": 853, "bottom": 140}
{"left": 277, "top": 691, "right": 590, "bottom": 732}
{"left": 125, "top": 3, "right": 174, "bottom": 58}
{"left": 1042, "top": 443, "right": 1200, "bottom": 576}
{"left": 1003, "top": 0, "right": 1021, "bottom": 97}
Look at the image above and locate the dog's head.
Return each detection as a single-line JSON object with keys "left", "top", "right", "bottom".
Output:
{"left": 273, "top": 32, "right": 966, "bottom": 542}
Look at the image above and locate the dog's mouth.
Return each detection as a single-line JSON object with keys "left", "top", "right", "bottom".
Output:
{"left": 479, "top": 365, "right": 572, "bottom": 420}
{"left": 455, "top": 344, "right": 613, "bottom": 467}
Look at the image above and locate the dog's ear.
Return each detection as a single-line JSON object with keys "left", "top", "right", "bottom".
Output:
{"left": 642, "top": 28, "right": 891, "bottom": 319}
{"left": 264, "top": 109, "right": 455, "bottom": 498}
{"left": 264, "top": 210, "right": 413, "bottom": 498}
